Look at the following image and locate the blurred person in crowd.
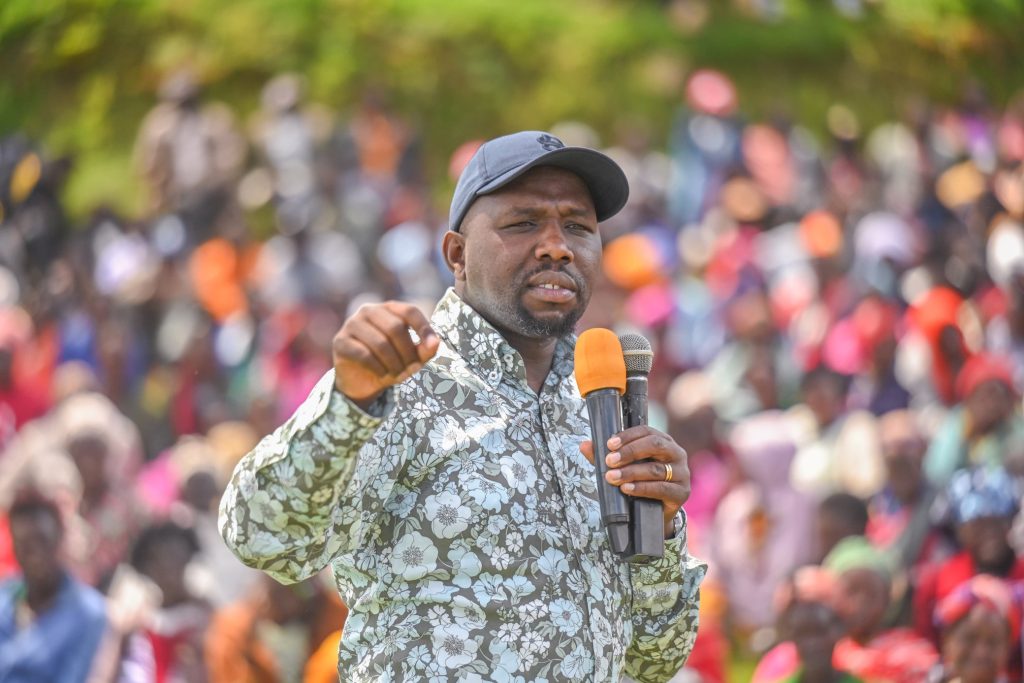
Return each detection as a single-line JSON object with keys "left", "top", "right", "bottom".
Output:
{"left": 665, "top": 371, "right": 737, "bottom": 552}
{"left": 987, "top": 266, "right": 1024, "bottom": 390}
{"left": 928, "top": 575, "right": 1022, "bottom": 683}
{"left": 64, "top": 428, "right": 144, "bottom": 591}
{"left": 926, "top": 354, "right": 1024, "bottom": 485}
{"left": 914, "top": 468, "right": 1024, "bottom": 658}
{"left": 908, "top": 287, "right": 973, "bottom": 409}
{"left": 752, "top": 566, "right": 864, "bottom": 683}
{"left": 134, "top": 70, "right": 246, "bottom": 242}
{"left": 0, "top": 490, "right": 107, "bottom": 681}
{"left": 706, "top": 290, "right": 800, "bottom": 423}
{"left": 867, "top": 411, "right": 953, "bottom": 628}
{"left": 816, "top": 493, "right": 868, "bottom": 562}
{"left": 0, "top": 135, "right": 71, "bottom": 277}
{"left": 827, "top": 536, "right": 939, "bottom": 682}
{"left": 204, "top": 574, "right": 347, "bottom": 683}
{"left": 0, "top": 308, "right": 49, "bottom": 447}
{"left": 0, "top": 391, "right": 143, "bottom": 590}
{"left": 789, "top": 366, "right": 885, "bottom": 498}
{"left": 157, "top": 431, "right": 261, "bottom": 607}
{"left": 756, "top": 537, "right": 939, "bottom": 682}
{"left": 250, "top": 73, "right": 333, "bottom": 236}
{"left": 113, "top": 521, "right": 211, "bottom": 683}
{"left": 169, "top": 321, "right": 230, "bottom": 437}
{"left": 845, "top": 298, "right": 911, "bottom": 417}
{"left": 867, "top": 411, "right": 950, "bottom": 592}
{"left": 666, "top": 69, "right": 742, "bottom": 226}
{"left": 712, "top": 411, "right": 817, "bottom": 647}
{"left": 327, "top": 90, "right": 422, "bottom": 256}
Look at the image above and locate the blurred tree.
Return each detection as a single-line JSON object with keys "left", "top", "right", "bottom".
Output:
{"left": 1, "top": 0, "right": 1022, "bottom": 218}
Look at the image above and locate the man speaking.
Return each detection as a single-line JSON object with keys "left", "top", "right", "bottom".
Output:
{"left": 220, "top": 131, "right": 706, "bottom": 682}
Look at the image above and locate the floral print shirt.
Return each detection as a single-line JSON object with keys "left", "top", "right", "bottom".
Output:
{"left": 220, "top": 289, "right": 706, "bottom": 682}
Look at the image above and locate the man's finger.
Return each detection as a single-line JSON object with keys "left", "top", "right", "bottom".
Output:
{"left": 619, "top": 480, "right": 691, "bottom": 506}
{"left": 604, "top": 461, "right": 673, "bottom": 486}
{"left": 348, "top": 319, "right": 406, "bottom": 376}
{"left": 365, "top": 307, "right": 422, "bottom": 368}
{"left": 384, "top": 302, "right": 440, "bottom": 362}
{"left": 605, "top": 434, "right": 679, "bottom": 467}
{"left": 336, "top": 336, "right": 390, "bottom": 379}
{"left": 606, "top": 425, "right": 659, "bottom": 451}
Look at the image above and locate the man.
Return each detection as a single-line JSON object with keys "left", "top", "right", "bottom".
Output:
{"left": 866, "top": 411, "right": 947, "bottom": 583}
{"left": 0, "top": 490, "right": 108, "bottom": 682}
{"left": 220, "top": 131, "right": 706, "bottom": 682}
{"left": 788, "top": 366, "right": 884, "bottom": 499}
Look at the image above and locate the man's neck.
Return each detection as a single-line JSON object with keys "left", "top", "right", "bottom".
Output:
{"left": 25, "top": 574, "right": 63, "bottom": 615}
{"left": 503, "top": 331, "right": 558, "bottom": 394}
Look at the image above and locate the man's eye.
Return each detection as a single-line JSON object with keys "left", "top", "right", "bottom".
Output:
{"left": 568, "top": 223, "right": 594, "bottom": 234}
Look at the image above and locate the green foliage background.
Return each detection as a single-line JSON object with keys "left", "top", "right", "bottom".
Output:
{"left": 2, "top": 0, "right": 1023, "bottom": 219}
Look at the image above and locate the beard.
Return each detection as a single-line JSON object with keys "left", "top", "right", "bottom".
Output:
{"left": 503, "top": 266, "right": 589, "bottom": 339}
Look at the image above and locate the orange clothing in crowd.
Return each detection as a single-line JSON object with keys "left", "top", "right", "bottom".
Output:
{"left": 205, "top": 589, "right": 347, "bottom": 683}
{"left": 303, "top": 629, "right": 343, "bottom": 683}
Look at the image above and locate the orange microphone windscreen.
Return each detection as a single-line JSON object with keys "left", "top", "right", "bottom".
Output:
{"left": 574, "top": 328, "right": 626, "bottom": 396}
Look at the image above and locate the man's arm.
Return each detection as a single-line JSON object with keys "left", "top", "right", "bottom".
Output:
{"left": 219, "top": 300, "right": 438, "bottom": 584}
{"left": 218, "top": 370, "right": 392, "bottom": 584}
{"left": 623, "top": 517, "right": 707, "bottom": 683}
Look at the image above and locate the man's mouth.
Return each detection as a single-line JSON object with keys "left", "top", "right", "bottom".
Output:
{"left": 525, "top": 273, "right": 578, "bottom": 303}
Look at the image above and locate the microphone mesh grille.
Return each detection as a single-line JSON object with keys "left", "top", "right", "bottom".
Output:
{"left": 618, "top": 333, "right": 653, "bottom": 375}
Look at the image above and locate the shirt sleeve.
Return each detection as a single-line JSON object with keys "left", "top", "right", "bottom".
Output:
{"left": 218, "top": 369, "right": 401, "bottom": 584}
{"left": 623, "top": 513, "right": 708, "bottom": 683}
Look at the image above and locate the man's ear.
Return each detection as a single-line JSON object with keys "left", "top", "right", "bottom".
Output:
{"left": 442, "top": 230, "right": 467, "bottom": 282}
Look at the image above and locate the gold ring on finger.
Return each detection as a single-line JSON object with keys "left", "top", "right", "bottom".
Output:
{"left": 664, "top": 463, "right": 673, "bottom": 483}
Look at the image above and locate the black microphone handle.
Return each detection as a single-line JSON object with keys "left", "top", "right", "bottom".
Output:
{"left": 623, "top": 376, "right": 665, "bottom": 561}
{"left": 584, "top": 388, "right": 631, "bottom": 555}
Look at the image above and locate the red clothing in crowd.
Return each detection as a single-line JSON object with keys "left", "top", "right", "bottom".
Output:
{"left": 914, "top": 551, "right": 1024, "bottom": 643}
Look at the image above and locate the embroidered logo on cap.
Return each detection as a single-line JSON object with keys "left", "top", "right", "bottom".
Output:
{"left": 537, "top": 134, "right": 564, "bottom": 151}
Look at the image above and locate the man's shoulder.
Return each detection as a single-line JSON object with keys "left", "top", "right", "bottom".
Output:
{"left": 61, "top": 576, "right": 107, "bottom": 621}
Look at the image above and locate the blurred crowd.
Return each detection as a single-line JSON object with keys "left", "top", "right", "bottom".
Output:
{"left": 1, "top": 65, "right": 1024, "bottom": 683}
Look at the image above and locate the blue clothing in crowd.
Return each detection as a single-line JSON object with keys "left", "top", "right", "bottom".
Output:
{"left": 0, "top": 573, "right": 107, "bottom": 683}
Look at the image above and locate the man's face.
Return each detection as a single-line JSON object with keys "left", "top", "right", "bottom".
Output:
{"left": 957, "top": 516, "right": 1013, "bottom": 569}
{"left": 943, "top": 607, "right": 1010, "bottom": 683}
{"left": 10, "top": 510, "right": 63, "bottom": 588}
{"left": 965, "top": 379, "right": 1013, "bottom": 434}
{"left": 833, "top": 568, "right": 889, "bottom": 641}
{"left": 445, "top": 166, "right": 601, "bottom": 341}
{"left": 880, "top": 424, "right": 926, "bottom": 501}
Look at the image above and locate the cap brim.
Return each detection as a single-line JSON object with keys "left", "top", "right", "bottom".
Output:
{"left": 475, "top": 146, "right": 629, "bottom": 224}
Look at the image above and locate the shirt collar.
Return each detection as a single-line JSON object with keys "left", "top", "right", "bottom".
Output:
{"left": 431, "top": 288, "right": 577, "bottom": 390}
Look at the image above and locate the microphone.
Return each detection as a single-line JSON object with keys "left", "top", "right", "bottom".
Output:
{"left": 574, "top": 328, "right": 631, "bottom": 555}
{"left": 619, "top": 333, "right": 664, "bottom": 560}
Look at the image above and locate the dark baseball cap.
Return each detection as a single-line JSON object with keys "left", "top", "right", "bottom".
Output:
{"left": 449, "top": 130, "right": 629, "bottom": 232}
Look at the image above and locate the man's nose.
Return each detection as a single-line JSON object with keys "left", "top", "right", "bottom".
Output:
{"left": 534, "top": 221, "right": 573, "bottom": 263}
